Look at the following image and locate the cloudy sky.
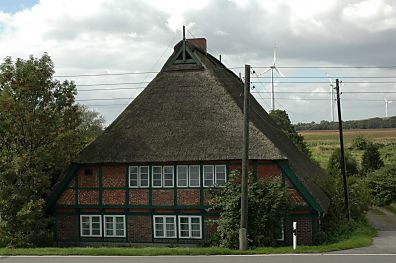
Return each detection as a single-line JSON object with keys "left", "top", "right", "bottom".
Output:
{"left": 1, "top": 0, "right": 395, "bottom": 125}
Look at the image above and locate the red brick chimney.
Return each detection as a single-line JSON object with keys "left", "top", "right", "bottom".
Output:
{"left": 187, "top": 38, "right": 207, "bottom": 54}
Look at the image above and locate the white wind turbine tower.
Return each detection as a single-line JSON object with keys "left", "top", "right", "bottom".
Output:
{"left": 385, "top": 99, "right": 392, "bottom": 117}
{"left": 327, "top": 75, "right": 335, "bottom": 122}
{"left": 260, "top": 47, "right": 285, "bottom": 111}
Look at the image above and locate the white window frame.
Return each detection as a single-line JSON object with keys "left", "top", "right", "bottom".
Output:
{"left": 189, "top": 165, "right": 200, "bottom": 187}
{"left": 153, "top": 215, "right": 177, "bottom": 238}
{"left": 129, "top": 166, "right": 150, "bottom": 188}
{"left": 178, "top": 215, "right": 202, "bottom": 239}
{"left": 203, "top": 165, "right": 215, "bottom": 187}
{"left": 104, "top": 215, "right": 126, "bottom": 237}
{"left": 163, "top": 166, "right": 174, "bottom": 188}
{"left": 177, "top": 165, "right": 188, "bottom": 187}
{"left": 139, "top": 166, "right": 150, "bottom": 187}
{"left": 215, "top": 165, "right": 227, "bottom": 186}
{"left": 80, "top": 215, "right": 102, "bottom": 237}
{"left": 152, "top": 166, "right": 163, "bottom": 188}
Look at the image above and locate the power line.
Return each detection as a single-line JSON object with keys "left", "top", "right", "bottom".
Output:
{"left": 251, "top": 91, "right": 396, "bottom": 94}
{"left": 76, "top": 82, "right": 150, "bottom": 87}
{"left": 251, "top": 76, "right": 396, "bottom": 79}
{"left": 78, "top": 87, "right": 146, "bottom": 92}
{"left": 251, "top": 81, "right": 396, "bottom": 84}
{"left": 253, "top": 66, "right": 396, "bottom": 69}
{"left": 55, "top": 72, "right": 158, "bottom": 78}
{"left": 76, "top": 96, "right": 394, "bottom": 103}
{"left": 76, "top": 97, "right": 135, "bottom": 102}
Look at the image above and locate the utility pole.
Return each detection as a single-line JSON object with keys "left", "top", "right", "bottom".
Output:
{"left": 335, "top": 79, "right": 351, "bottom": 221}
{"left": 240, "top": 64, "right": 250, "bottom": 250}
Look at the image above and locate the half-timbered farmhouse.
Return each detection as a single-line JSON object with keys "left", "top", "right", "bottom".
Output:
{"left": 47, "top": 37, "right": 330, "bottom": 246}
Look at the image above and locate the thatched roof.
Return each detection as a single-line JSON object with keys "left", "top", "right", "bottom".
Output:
{"left": 75, "top": 39, "right": 329, "bottom": 211}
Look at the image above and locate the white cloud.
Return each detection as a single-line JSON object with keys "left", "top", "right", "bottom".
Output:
{"left": 342, "top": 0, "right": 396, "bottom": 32}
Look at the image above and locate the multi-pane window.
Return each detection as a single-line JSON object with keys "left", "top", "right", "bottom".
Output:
{"left": 203, "top": 165, "right": 214, "bottom": 187}
{"left": 177, "top": 165, "right": 188, "bottom": 187}
{"left": 153, "top": 216, "right": 176, "bottom": 238}
{"left": 104, "top": 215, "right": 126, "bottom": 237}
{"left": 129, "top": 166, "right": 149, "bottom": 188}
{"left": 215, "top": 165, "right": 227, "bottom": 186}
{"left": 152, "top": 166, "right": 162, "bottom": 187}
{"left": 177, "top": 165, "right": 200, "bottom": 187}
{"left": 189, "top": 165, "right": 200, "bottom": 187}
{"left": 204, "top": 165, "right": 227, "bottom": 187}
{"left": 152, "top": 166, "right": 174, "bottom": 188}
{"left": 178, "top": 216, "right": 202, "bottom": 239}
{"left": 163, "top": 166, "right": 174, "bottom": 187}
{"left": 80, "top": 215, "right": 102, "bottom": 237}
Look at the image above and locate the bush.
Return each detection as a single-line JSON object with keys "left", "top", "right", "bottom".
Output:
{"left": 352, "top": 136, "right": 369, "bottom": 150}
{"left": 209, "top": 171, "right": 288, "bottom": 248}
{"left": 366, "top": 164, "right": 396, "bottom": 206}
{"left": 327, "top": 148, "right": 359, "bottom": 177}
{"left": 361, "top": 143, "right": 384, "bottom": 174}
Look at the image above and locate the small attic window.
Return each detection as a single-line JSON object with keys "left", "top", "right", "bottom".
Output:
{"left": 84, "top": 168, "right": 93, "bottom": 176}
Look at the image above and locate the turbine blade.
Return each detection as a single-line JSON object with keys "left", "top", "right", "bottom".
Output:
{"left": 259, "top": 67, "right": 272, "bottom": 75}
{"left": 273, "top": 48, "right": 277, "bottom": 66}
{"left": 275, "top": 67, "right": 285, "bottom": 77}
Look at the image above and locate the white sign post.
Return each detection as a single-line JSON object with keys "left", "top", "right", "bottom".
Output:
{"left": 293, "top": 221, "right": 297, "bottom": 250}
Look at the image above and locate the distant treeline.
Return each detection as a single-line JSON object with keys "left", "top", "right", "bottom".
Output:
{"left": 294, "top": 116, "right": 396, "bottom": 131}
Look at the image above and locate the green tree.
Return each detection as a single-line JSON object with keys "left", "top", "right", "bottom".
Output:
{"left": 366, "top": 164, "right": 396, "bottom": 206}
{"left": 361, "top": 143, "right": 384, "bottom": 174}
{"left": 327, "top": 148, "right": 358, "bottom": 177}
{"left": 269, "top": 110, "right": 311, "bottom": 157}
{"left": 0, "top": 54, "right": 104, "bottom": 247}
{"left": 210, "top": 171, "right": 288, "bottom": 248}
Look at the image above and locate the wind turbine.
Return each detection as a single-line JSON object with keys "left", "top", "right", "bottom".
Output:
{"left": 385, "top": 99, "right": 392, "bottom": 117}
{"left": 260, "top": 47, "right": 285, "bottom": 111}
{"left": 327, "top": 74, "right": 335, "bottom": 122}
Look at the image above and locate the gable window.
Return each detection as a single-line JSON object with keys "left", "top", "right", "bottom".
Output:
{"left": 80, "top": 215, "right": 102, "bottom": 237}
{"left": 104, "top": 215, "right": 126, "bottom": 237}
{"left": 178, "top": 216, "right": 202, "bottom": 239}
{"left": 129, "top": 166, "right": 149, "bottom": 188}
{"left": 153, "top": 215, "right": 176, "bottom": 238}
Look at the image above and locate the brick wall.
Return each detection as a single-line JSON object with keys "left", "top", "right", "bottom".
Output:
{"left": 78, "top": 166, "right": 99, "bottom": 187}
{"left": 102, "top": 190, "right": 125, "bottom": 205}
{"left": 284, "top": 216, "right": 314, "bottom": 245}
{"left": 57, "top": 189, "right": 75, "bottom": 205}
{"left": 78, "top": 190, "right": 99, "bottom": 205}
{"left": 129, "top": 189, "right": 149, "bottom": 205}
{"left": 128, "top": 216, "right": 152, "bottom": 242}
{"left": 152, "top": 190, "right": 174, "bottom": 206}
{"left": 103, "top": 165, "right": 125, "bottom": 187}
{"left": 56, "top": 214, "right": 78, "bottom": 242}
{"left": 177, "top": 189, "right": 200, "bottom": 206}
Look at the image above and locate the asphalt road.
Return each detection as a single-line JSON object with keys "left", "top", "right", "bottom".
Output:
{"left": 335, "top": 207, "right": 396, "bottom": 254}
{"left": 0, "top": 255, "right": 395, "bottom": 263}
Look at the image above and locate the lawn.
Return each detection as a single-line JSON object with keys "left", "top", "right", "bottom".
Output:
{"left": 0, "top": 222, "right": 376, "bottom": 256}
{"left": 299, "top": 128, "right": 396, "bottom": 169}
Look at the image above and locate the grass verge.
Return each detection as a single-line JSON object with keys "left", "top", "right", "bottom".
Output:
{"left": 0, "top": 223, "right": 376, "bottom": 256}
